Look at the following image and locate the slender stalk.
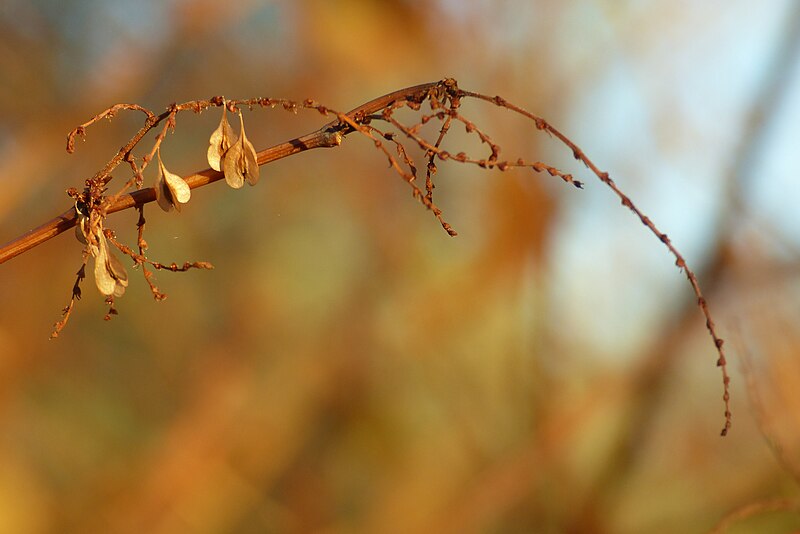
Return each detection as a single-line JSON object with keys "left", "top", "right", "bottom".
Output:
{"left": 0, "top": 78, "right": 733, "bottom": 434}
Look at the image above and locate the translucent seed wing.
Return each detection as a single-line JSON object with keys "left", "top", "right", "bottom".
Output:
{"left": 221, "top": 112, "right": 261, "bottom": 189}
{"left": 208, "top": 106, "right": 235, "bottom": 171}
{"left": 155, "top": 152, "right": 174, "bottom": 212}
{"left": 156, "top": 150, "right": 191, "bottom": 212}
{"left": 223, "top": 140, "right": 245, "bottom": 189}
{"left": 93, "top": 236, "right": 117, "bottom": 296}
{"left": 106, "top": 249, "right": 129, "bottom": 297}
{"left": 164, "top": 168, "right": 191, "bottom": 211}
{"left": 241, "top": 125, "right": 260, "bottom": 186}
{"left": 155, "top": 176, "right": 173, "bottom": 212}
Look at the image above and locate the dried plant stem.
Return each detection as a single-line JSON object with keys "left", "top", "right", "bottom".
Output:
{"left": 0, "top": 79, "right": 731, "bottom": 433}
{"left": 458, "top": 90, "right": 731, "bottom": 435}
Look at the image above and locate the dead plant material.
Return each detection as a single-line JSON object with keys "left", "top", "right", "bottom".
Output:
{"left": 0, "top": 78, "right": 732, "bottom": 435}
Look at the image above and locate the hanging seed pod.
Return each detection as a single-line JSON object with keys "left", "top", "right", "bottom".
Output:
{"left": 94, "top": 232, "right": 128, "bottom": 297}
{"left": 155, "top": 149, "right": 191, "bottom": 212}
{"left": 222, "top": 111, "right": 260, "bottom": 189}
{"left": 207, "top": 102, "right": 235, "bottom": 172}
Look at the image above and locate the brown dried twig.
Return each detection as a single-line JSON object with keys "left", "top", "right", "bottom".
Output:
{"left": 463, "top": 90, "right": 730, "bottom": 434}
{"left": 0, "top": 78, "right": 731, "bottom": 433}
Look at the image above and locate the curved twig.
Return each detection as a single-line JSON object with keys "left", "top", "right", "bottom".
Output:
{"left": 0, "top": 78, "right": 732, "bottom": 434}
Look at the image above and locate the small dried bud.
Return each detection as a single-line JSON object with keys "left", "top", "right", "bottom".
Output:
{"left": 155, "top": 149, "right": 191, "bottom": 212}
{"left": 207, "top": 103, "right": 235, "bottom": 171}
{"left": 222, "top": 111, "right": 260, "bottom": 189}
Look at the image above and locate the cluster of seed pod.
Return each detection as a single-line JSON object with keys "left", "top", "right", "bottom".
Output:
{"left": 78, "top": 102, "right": 261, "bottom": 298}
{"left": 75, "top": 213, "right": 128, "bottom": 298}
{"left": 154, "top": 102, "right": 260, "bottom": 214}
{"left": 207, "top": 103, "right": 260, "bottom": 189}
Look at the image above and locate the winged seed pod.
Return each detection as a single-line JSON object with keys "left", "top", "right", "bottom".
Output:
{"left": 222, "top": 111, "right": 260, "bottom": 189}
{"left": 94, "top": 232, "right": 129, "bottom": 297}
{"left": 207, "top": 103, "right": 235, "bottom": 172}
{"left": 155, "top": 149, "right": 191, "bottom": 212}
{"left": 75, "top": 214, "right": 128, "bottom": 297}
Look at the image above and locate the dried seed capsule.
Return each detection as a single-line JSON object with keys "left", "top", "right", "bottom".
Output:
{"left": 222, "top": 111, "right": 260, "bottom": 189}
{"left": 155, "top": 149, "right": 191, "bottom": 212}
{"left": 207, "top": 102, "right": 235, "bottom": 171}
{"left": 94, "top": 232, "right": 128, "bottom": 297}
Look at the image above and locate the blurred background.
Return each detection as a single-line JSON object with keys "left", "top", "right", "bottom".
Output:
{"left": 1, "top": 1, "right": 799, "bottom": 532}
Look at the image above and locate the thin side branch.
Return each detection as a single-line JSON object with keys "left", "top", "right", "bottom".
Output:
{"left": 460, "top": 90, "right": 732, "bottom": 435}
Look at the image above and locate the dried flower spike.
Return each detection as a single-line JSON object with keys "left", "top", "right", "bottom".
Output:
{"left": 222, "top": 111, "right": 260, "bottom": 189}
{"left": 207, "top": 102, "right": 235, "bottom": 172}
{"left": 155, "top": 148, "right": 191, "bottom": 212}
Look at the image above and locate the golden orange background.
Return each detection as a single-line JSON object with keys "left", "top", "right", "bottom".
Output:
{"left": 1, "top": 2, "right": 799, "bottom": 532}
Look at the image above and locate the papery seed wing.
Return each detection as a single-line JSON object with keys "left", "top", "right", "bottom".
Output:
{"left": 112, "top": 282, "right": 126, "bottom": 298}
{"left": 242, "top": 131, "right": 260, "bottom": 186}
{"left": 155, "top": 152, "right": 174, "bottom": 212}
{"left": 94, "top": 237, "right": 117, "bottom": 296}
{"left": 164, "top": 169, "right": 191, "bottom": 212}
{"left": 223, "top": 141, "right": 245, "bottom": 189}
{"left": 155, "top": 167, "right": 174, "bottom": 212}
{"left": 75, "top": 216, "right": 89, "bottom": 245}
{"left": 105, "top": 247, "right": 129, "bottom": 297}
{"left": 106, "top": 250, "right": 128, "bottom": 285}
{"left": 208, "top": 107, "right": 235, "bottom": 171}
{"left": 112, "top": 281, "right": 126, "bottom": 298}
